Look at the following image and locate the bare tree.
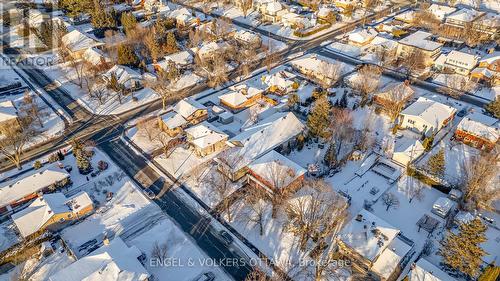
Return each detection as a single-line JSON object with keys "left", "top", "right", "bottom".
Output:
{"left": 144, "top": 27, "right": 161, "bottom": 63}
{"left": 237, "top": 47, "right": 257, "bottom": 77}
{"left": 284, "top": 179, "right": 348, "bottom": 252}
{"left": 237, "top": 0, "right": 253, "bottom": 18}
{"left": 382, "top": 192, "right": 400, "bottom": 211}
{"left": 328, "top": 108, "right": 355, "bottom": 161}
{"left": 438, "top": 75, "right": 477, "bottom": 99}
{"left": 460, "top": 147, "right": 500, "bottom": 211}
{"left": 136, "top": 117, "right": 160, "bottom": 141}
{"left": 383, "top": 82, "right": 413, "bottom": 122}
{"left": 399, "top": 49, "right": 427, "bottom": 78}
{"left": 263, "top": 40, "right": 280, "bottom": 73}
{"left": 264, "top": 159, "right": 300, "bottom": 218}
{"left": 89, "top": 86, "right": 109, "bottom": 106}
{"left": 241, "top": 187, "right": 270, "bottom": 236}
{"left": 408, "top": 178, "right": 425, "bottom": 203}
{"left": 351, "top": 65, "right": 381, "bottom": 106}
{"left": 318, "top": 61, "right": 343, "bottom": 88}
{"left": 19, "top": 91, "right": 48, "bottom": 128}
{"left": 151, "top": 240, "right": 168, "bottom": 262}
{"left": 0, "top": 116, "right": 39, "bottom": 169}
{"left": 61, "top": 45, "right": 85, "bottom": 88}
{"left": 207, "top": 55, "right": 229, "bottom": 88}
{"left": 208, "top": 172, "right": 236, "bottom": 222}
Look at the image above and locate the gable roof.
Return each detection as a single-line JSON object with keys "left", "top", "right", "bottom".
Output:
{"left": 49, "top": 237, "right": 149, "bottom": 281}
{"left": 338, "top": 209, "right": 400, "bottom": 262}
{"left": 0, "top": 167, "right": 69, "bottom": 209}
{"left": 398, "top": 31, "right": 442, "bottom": 51}
{"left": 428, "top": 4, "right": 456, "bottom": 20}
{"left": 446, "top": 8, "right": 483, "bottom": 23}
{"left": 161, "top": 111, "right": 188, "bottom": 130}
{"left": 0, "top": 100, "right": 18, "bottom": 123}
{"left": 348, "top": 28, "right": 378, "bottom": 44}
{"left": 247, "top": 150, "right": 305, "bottom": 189}
{"left": 444, "top": 50, "right": 479, "bottom": 69}
{"left": 409, "top": 258, "right": 455, "bottom": 281}
{"left": 185, "top": 121, "right": 228, "bottom": 149}
{"left": 174, "top": 98, "right": 206, "bottom": 119}
{"left": 103, "top": 65, "right": 143, "bottom": 89}
{"left": 401, "top": 97, "right": 456, "bottom": 127}
{"left": 219, "top": 87, "right": 262, "bottom": 107}
{"left": 457, "top": 112, "right": 499, "bottom": 143}
{"left": 83, "top": 47, "right": 111, "bottom": 66}
{"left": 61, "top": 29, "right": 103, "bottom": 53}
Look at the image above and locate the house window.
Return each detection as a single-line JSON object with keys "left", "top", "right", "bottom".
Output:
{"left": 408, "top": 119, "right": 415, "bottom": 125}
{"left": 59, "top": 218, "right": 65, "bottom": 223}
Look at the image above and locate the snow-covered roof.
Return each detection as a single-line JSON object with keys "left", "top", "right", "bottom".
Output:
{"left": 479, "top": 51, "right": 500, "bottom": 65}
{"left": 474, "top": 12, "right": 500, "bottom": 28}
{"left": 393, "top": 137, "right": 424, "bottom": 157}
{"left": 401, "top": 97, "right": 456, "bottom": 127}
{"left": 368, "top": 36, "right": 398, "bottom": 50}
{"left": 375, "top": 82, "right": 414, "bottom": 101}
{"left": 338, "top": 209, "right": 400, "bottom": 262}
{"left": 185, "top": 121, "right": 228, "bottom": 149}
{"left": 395, "top": 10, "right": 416, "bottom": 22}
{"left": 12, "top": 191, "right": 92, "bottom": 237}
{"left": 198, "top": 41, "right": 229, "bottom": 58}
{"left": 226, "top": 112, "right": 304, "bottom": 171}
{"left": 398, "top": 31, "right": 442, "bottom": 51}
{"left": 61, "top": 29, "right": 103, "bottom": 53}
{"left": 0, "top": 100, "right": 17, "bottom": 123}
{"left": 219, "top": 87, "right": 262, "bottom": 107}
{"left": 266, "top": 1, "right": 283, "bottom": 14}
{"left": 247, "top": 150, "right": 306, "bottom": 189}
{"left": 263, "top": 71, "right": 296, "bottom": 89}
{"left": 48, "top": 237, "right": 150, "bottom": 281}
{"left": 443, "top": 50, "right": 479, "bottom": 70}
{"left": 372, "top": 237, "right": 412, "bottom": 279}
{"left": 233, "top": 30, "right": 261, "bottom": 45}
{"left": 0, "top": 167, "right": 70, "bottom": 209}
{"left": 163, "top": 50, "right": 193, "bottom": 66}
{"left": 457, "top": 112, "right": 499, "bottom": 143}
{"left": 291, "top": 55, "right": 344, "bottom": 80}
{"left": 161, "top": 111, "right": 187, "bottom": 129}
{"left": 348, "top": 28, "right": 378, "bottom": 44}
{"left": 103, "top": 65, "right": 143, "bottom": 89}
{"left": 174, "top": 98, "right": 206, "bottom": 119}
{"left": 446, "top": 8, "right": 482, "bottom": 23}
{"left": 433, "top": 197, "right": 454, "bottom": 213}
{"left": 409, "top": 258, "right": 455, "bottom": 281}
{"left": 329, "top": 42, "right": 361, "bottom": 57}
{"left": 428, "top": 4, "right": 457, "bottom": 21}
{"left": 170, "top": 7, "right": 195, "bottom": 23}
{"left": 83, "top": 47, "right": 110, "bottom": 66}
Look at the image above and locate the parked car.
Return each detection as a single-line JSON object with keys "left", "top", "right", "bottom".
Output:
{"left": 219, "top": 230, "right": 233, "bottom": 245}
{"left": 193, "top": 272, "right": 215, "bottom": 281}
{"left": 144, "top": 189, "right": 156, "bottom": 199}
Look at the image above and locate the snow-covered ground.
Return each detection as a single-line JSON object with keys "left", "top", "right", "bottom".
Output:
{"left": 129, "top": 218, "right": 230, "bottom": 281}
{"left": 0, "top": 220, "right": 20, "bottom": 253}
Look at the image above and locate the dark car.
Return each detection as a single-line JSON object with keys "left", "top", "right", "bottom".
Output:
{"left": 457, "top": 108, "right": 468, "bottom": 117}
{"left": 144, "top": 189, "right": 156, "bottom": 199}
{"left": 219, "top": 230, "right": 233, "bottom": 245}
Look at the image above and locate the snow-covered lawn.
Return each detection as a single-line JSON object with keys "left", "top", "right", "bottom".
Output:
{"left": 61, "top": 180, "right": 163, "bottom": 257}
{"left": 129, "top": 218, "right": 230, "bottom": 281}
{"left": 0, "top": 220, "right": 20, "bottom": 253}
{"left": 126, "top": 126, "right": 166, "bottom": 154}
{"left": 154, "top": 146, "right": 217, "bottom": 179}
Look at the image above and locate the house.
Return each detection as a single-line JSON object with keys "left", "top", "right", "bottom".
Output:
{"left": 260, "top": 1, "right": 287, "bottom": 23}
{"left": 82, "top": 47, "right": 111, "bottom": 67}
{"left": 348, "top": 28, "right": 378, "bottom": 47}
{"left": 472, "top": 13, "right": 500, "bottom": 36}
{"left": 399, "top": 97, "right": 456, "bottom": 136}
{"left": 337, "top": 209, "right": 413, "bottom": 281}
{"left": 329, "top": 42, "right": 362, "bottom": 57}
{"left": 432, "top": 197, "right": 455, "bottom": 218}
{"left": 216, "top": 112, "right": 304, "bottom": 181}
{"left": 0, "top": 100, "right": 19, "bottom": 134}
{"left": 392, "top": 137, "right": 425, "bottom": 166}
{"left": 219, "top": 86, "right": 264, "bottom": 111}
{"left": 396, "top": 31, "right": 443, "bottom": 65}
{"left": 281, "top": 12, "right": 311, "bottom": 29}
{"left": 197, "top": 41, "right": 231, "bottom": 61}
{"left": 394, "top": 10, "right": 416, "bottom": 24}
{"left": 246, "top": 150, "right": 305, "bottom": 194}
{"left": 334, "top": 0, "right": 355, "bottom": 10}
{"left": 290, "top": 55, "right": 344, "bottom": 87}
{"left": 61, "top": 29, "right": 103, "bottom": 59}
{"left": 12, "top": 191, "right": 93, "bottom": 238}
{"left": 233, "top": 30, "right": 262, "bottom": 48}
{"left": 317, "top": 7, "right": 336, "bottom": 23}
{"left": 373, "top": 82, "right": 414, "bottom": 107}
{"left": 434, "top": 50, "right": 479, "bottom": 76}
{"left": 428, "top": 4, "right": 457, "bottom": 21}
{"left": 185, "top": 121, "right": 228, "bottom": 157}
{"left": 263, "top": 71, "right": 298, "bottom": 94}
{"left": 49, "top": 237, "right": 150, "bottom": 281}
{"left": 408, "top": 258, "right": 455, "bottom": 281}
{"left": 0, "top": 167, "right": 70, "bottom": 214}
{"left": 153, "top": 50, "right": 194, "bottom": 72}
{"left": 444, "top": 8, "right": 484, "bottom": 28}
{"left": 454, "top": 112, "right": 499, "bottom": 150}
{"left": 158, "top": 98, "right": 208, "bottom": 137}
{"left": 170, "top": 7, "right": 197, "bottom": 26}
{"left": 470, "top": 52, "right": 500, "bottom": 86}
{"left": 103, "top": 65, "right": 143, "bottom": 91}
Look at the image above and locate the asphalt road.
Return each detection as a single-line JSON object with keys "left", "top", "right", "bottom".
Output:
{"left": 98, "top": 137, "right": 253, "bottom": 280}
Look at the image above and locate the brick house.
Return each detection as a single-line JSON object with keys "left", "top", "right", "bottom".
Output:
{"left": 454, "top": 112, "right": 499, "bottom": 150}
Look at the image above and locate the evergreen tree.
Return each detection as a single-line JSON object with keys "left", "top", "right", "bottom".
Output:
{"left": 117, "top": 44, "right": 139, "bottom": 67}
{"left": 324, "top": 142, "right": 338, "bottom": 168}
{"left": 91, "top": 0, "right": 116, "bottom": 30}
{"left": 426, "top": 148, "right": 445, "bottom": 177}
{"left": 485, "top": 97, "right": 500, "bottom": 118}
{"left": 76, "top": 151, "right": 91, "bottom": 173}
{"left": 307, "top": 95, "right": 331, "bottom": 139}
{"left": 339, "top": 92, "right": 348, "bottom": 108}
{"left": 165, "top": 61, "right": 180, "bottom": 81}
{"left": 479, "top": 264, "right": 500, "bottom": 281}
{"left": 296, "top": 134, "right": 305, "bottom": 151}
{"left": 163, "top": 32, "right": 179, "bottom": 54}
{"left": 287, "top": 93, "right": 300, "bottom": 110}
{"left": 120, "top": 12, "right": 137, "bottom": 35}
{"left": 440, "top": 218, "right": 487, "bottom": 278}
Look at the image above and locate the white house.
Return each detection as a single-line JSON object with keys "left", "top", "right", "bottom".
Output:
{"left": 348, "top": 28, "right": 378, "bottom": 46}
{"left": 399, "top": 97, "right": 456, "bottom": 136}
{"left": 82, "top": 47, "right": 111, "bottom": 67}
{"left": 434, "top": 50, "right": 479, "bottom": 75}
{"left": 233, "top": 30, "right": 262, "bottom": 48}
{"left": 428, "top": 4, "right": 457, "bottom": 21}
{"left": 0, "top": 100, "right": 18, "bottom": 129}
{"left": 396, "top": 31, "right": 443, "bottom": 64}
{"left": 154, "top": 50, "right": 194, "bottom": 72}
{"left": 185, "top": 121, "right": 228, "bottom": 156}
{"left": 103, "top": 65, "right": 143, "bottom": 91}
{"left": 445, "top": 8, "right": 484, "bottom": 28}
{"left": 392, "top": 137, "right": 425, "bottom": 166}
{"left": 48, "top": 237, "right": 150, "bottom": 281}
{"left": 61, "top": 29, "right": 103, "bottom": 59}
{"left": 263, "top": 70, "right": 297, "bottom": 94}
{"left": 408, "top": 258, "right": 455, "bottom": 281}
